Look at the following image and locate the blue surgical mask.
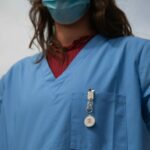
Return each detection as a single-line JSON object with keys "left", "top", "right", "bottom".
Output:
{"left": 42, "top": 0, "right": 90, "bottom": 25}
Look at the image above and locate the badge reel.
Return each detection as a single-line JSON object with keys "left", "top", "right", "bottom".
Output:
{"left": 84, "top": 89, "right": 96, "bottom": 127}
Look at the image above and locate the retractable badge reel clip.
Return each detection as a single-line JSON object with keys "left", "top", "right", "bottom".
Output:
{"left": 84, "top": 89, "right": 96, "bottom": 127}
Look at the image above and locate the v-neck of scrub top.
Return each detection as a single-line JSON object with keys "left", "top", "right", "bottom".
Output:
{"left": 46, "top": 34, "right": 96, "bottom": 79}
{"left": 39, "top": 34, "right": 104, "bottom": 88}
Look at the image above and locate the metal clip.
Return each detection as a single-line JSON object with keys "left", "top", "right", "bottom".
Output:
{"left": 87, "top": 89, "right": 95, "bottom": 101}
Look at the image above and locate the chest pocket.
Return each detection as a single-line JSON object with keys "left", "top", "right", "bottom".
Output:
{"left": 70, "top": 92, "right": 127, "bottom": 150}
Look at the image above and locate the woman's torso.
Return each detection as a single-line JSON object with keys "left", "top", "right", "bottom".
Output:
{"left": 0, "top": 34, "right": 150, "bottom": 150}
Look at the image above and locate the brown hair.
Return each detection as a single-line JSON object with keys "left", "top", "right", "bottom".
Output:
{"left": 28, "top": 0, "right": 133, "bottom": 63}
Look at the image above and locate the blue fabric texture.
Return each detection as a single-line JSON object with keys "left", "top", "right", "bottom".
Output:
{"left": 42, "top": 0, "right": 90, "bottom": 24}
{"left": 0, "top": 34, "right": 150, "bottom": 150}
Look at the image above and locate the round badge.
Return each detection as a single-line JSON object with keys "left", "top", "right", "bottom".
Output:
{"left": 84, "top": 115, "right": 96, "bottom": 127}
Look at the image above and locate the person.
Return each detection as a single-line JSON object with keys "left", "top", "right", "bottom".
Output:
{"left": 0, "top": 0, "right": 150, "bottom": 149}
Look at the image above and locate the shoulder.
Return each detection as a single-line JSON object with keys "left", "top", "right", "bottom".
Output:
{"left": 107, "top": 35, "right": 150, "bottom": 48}
{"left": 0, "top": 52, "right": 43, "bottom": 83}
{"left": 0, "top": 52, "right": 44, "bottom": 101}
{"left": 103, "top": 35, "right": 150, "bottom": 60}
{"left": 11, "top": 52, "right": 43, "bottom": 70}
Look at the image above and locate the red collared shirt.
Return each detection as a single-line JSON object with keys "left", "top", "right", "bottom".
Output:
{"left": 46, "top": 34, "right": 96, "bottom": 78}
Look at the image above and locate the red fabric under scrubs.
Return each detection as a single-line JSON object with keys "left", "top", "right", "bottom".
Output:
{"left": 46, "top": 34, "right": 96, "bottom": 78}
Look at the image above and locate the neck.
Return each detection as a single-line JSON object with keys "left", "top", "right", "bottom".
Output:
{"left": 54, "top": 12, "right": 96, "bottom": 47}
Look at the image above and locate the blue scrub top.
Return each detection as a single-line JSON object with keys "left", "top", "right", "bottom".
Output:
{"left": 0, "top": 34, "right": 150, "bottom": 150}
